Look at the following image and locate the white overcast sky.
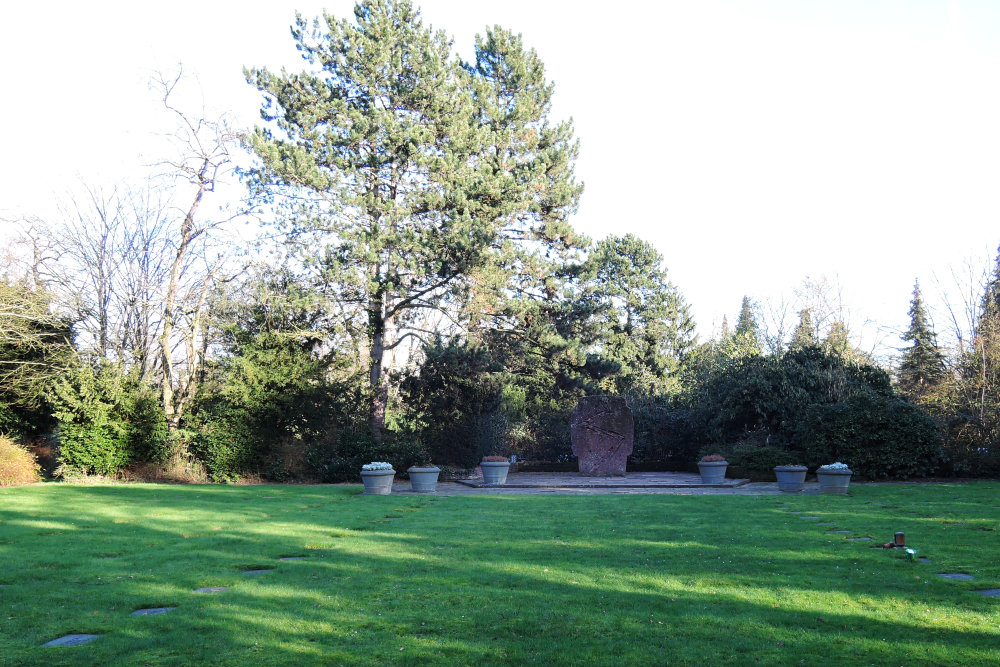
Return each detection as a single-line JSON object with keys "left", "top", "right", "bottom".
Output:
{"left": 2, "top": 0, "right": 999, "bottom": 356}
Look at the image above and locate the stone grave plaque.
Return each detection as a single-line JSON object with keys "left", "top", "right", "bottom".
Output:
{"left": 570, "top": 396, "right": 634, "bottom": 476}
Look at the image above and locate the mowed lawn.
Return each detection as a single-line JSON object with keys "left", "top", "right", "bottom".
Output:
{"left": 1, "top": 482, "right": 998, "bottom": 665}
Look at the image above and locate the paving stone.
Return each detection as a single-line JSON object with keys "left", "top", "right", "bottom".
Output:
{"left": 828, "top": 530, "right": 852, "bottom": 534}
{"left": 937, "top": 573, "right": 974, "bottom": 580}
{"left": 242, "top": 569, "right": 273, "bottom": 575}
{"left": 847, "top": 537, "right": 872, "bottom": 541}
{"left": 42, "top": 634, "right": 100, "bottom": 647}
{"left": 194, "top": 586, "right": 228, "bottom": 593}
{"left": 131, "top": 607, "right": 175, "bottom": 616}
{"left": 974, "top": 588, "right": 1000, "bottom": 596}
{"left": 279, "top": 556, "right": 307, "bottom": 561}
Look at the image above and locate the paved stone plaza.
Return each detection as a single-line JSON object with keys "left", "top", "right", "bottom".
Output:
{"left": 387, "top": 471, "right": 830, "bottom": 496}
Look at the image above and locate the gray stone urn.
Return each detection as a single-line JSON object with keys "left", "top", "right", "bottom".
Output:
{"left": 816, "top": 468, "right": 853, "bottom": 494}
{"left": 407, "top": 466, "right": 440, "bottom": 493}
{"left": 774, "top": 465, "right": 808, "bottom": 492}
{"left": 697, "top": 460, "right": 728, "bottom": 484}
{"left": 480, "top": 461, "right": 510, "bottom": 486}
{"left": 360, "top": 468, "right": 395, "bottom": 495}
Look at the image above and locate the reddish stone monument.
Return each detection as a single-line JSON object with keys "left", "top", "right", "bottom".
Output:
{"left": 570, "top": 396, "right": 634, "bottom": 476}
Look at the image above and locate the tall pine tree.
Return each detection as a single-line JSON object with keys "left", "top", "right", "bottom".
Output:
{"left": 246, "top": 1, "right": 582, "bottom": 439}
{"left": 898, "top": 279, "right": 946, "bottom": 397}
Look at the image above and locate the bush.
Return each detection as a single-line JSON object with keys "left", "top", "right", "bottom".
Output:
{"left": 190, "top": 411, "right": 257, "bottom": 483}
{"left": 52, "top": 362, "right": 167, "bottom": 477}
{"left": 686, "top": 346, "right": 893, "bottom": 446}
{"left": 795, "top": 393, "right": 943, "bottom": 479}
{"left": 726, "top": 444, "right": 793, "bottom": 481}
{"left": 627, "top": 395, "right": 699, "bottom": 467}
{"left": 308, "top": 431, "right": 428, "bottom": 483}
{"left": 0, "top": 435, "right": 42, "bottom": 486}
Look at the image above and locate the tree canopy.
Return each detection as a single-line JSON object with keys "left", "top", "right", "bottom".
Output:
{"left": 246, "top": 0, "right": 582, "bottom": 439}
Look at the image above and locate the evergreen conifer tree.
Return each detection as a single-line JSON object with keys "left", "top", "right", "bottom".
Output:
{"left": 584, "top": 234, "right": 696, "bottom": 395}
{"left": 246, "top": 1, "right": 582, "bottom": 439}
{"left": 790, "top": 309, "right": 816, "bottom": 350}
{"left": 898, "top": 279, "right": 946, "bottom": 396}
{"left": 732, "top": 295, "right": 762, "bottom": 355}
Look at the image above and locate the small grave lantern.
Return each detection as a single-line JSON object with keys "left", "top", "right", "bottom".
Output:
{"left": 894, "top": 532, "right": 905, "bottom": 547}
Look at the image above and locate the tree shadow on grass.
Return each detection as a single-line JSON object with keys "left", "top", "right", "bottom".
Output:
{"left": 1, "top": 484, "right": 998, "bottom": 665}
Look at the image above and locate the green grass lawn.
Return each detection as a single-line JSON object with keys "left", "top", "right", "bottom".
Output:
{"left": 1, "top": 482, "right": 998, "bottom": 665}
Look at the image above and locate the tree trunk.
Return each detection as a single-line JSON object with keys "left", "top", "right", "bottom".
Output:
{"left": 367, "top": 291, "right": 390, "bottom": 443}
{"left": 160, "top": 184, "right": 203, "bottom": 430}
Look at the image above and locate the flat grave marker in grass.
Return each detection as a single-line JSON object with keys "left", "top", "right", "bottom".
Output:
{"left": 242, "top": 569, "right": 274, "bottom": 575}
{"left": 937, "top": 573, "right": 974, "bottom": 580}
{"left": 828, "top": 530, "right": 852, "bottom": 534}
{"left": 130, "top": 607, "right": 175, "bottom": 616}
{"left": 42, "top": 634, "right": 100, "bottom": 647}
{"left": 847, "top": 536, "right": 873, "bottom": 541}
{"left": 279, "top": 556, "right": 307, "bottom": 561}
{"left": 194, "top": 586, "right": 228, "bottom": 593}
{"left": 975, "top": 588, "right": 1000, "bottom": 596}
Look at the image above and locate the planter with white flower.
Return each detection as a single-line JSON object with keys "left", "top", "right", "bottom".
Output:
{"left": 360, "top": 462, "right": 396, "bottom": 495}
{"left": 816, "top": 462, "right": 853, "bottom": 495}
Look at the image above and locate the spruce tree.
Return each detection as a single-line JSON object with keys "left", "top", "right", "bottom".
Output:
{"left": 246, "top": 1, "right": 582, "bottom": 439}
{"left": 898, "top": 279, "right": 946, "bottom": 396}
{"left": 790, "top": 309, "right": 816, "bottom": 350}
{"left": 733, "top": 295, "right": 762, "bottom": 355}
{"left": 584, "top": 234, "right": 696, "bottom": 395}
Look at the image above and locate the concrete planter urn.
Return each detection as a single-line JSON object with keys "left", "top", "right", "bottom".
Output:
{"left": 816, "top": 464, "right": 853, "bottom": 495}
{"left": 697, "top": 458, "right": 728, "bottom": 484}
{"left": 407, "top": 466, "right": 441, "bottom": 493}
{"left": 480, "top": 458, "right": 510, "bottom": 486}
{"left": 774, "top": 465, "right": 808, "bottom": 492}
{"left": 360, "top": 463, "right": 395, "bottom": 495}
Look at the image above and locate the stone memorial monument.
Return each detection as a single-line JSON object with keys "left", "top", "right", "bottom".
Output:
{"left": 570, "top": 395, "right": 634, "bottom": 476}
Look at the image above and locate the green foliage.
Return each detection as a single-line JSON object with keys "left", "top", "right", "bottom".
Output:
{"left": 789, "top": 308, "right": 816, "bottom": 351}
{"left": 733, "top": 295, "right": 762, "bottom": 356}
{"left": 0, "top": 434, "right": 41, "bottom": 486}
{"left": 307, "top": 430, "right": 427, "bottom": 483}
{"left": 0, "top": 279, "right": 74, "bottom": 437}
{"left": 584, "top": 234, "right": 696, "bottom": 396}
{"left": 920, "top": 247, "right": 1000, "bottom": 477}
{"left": 190, "top": 270, "right": 368, "bottom": 481}
{"left": 675, "top": 346, "right": 943, "bottom": 478}
{"left": 725, "top": 444, "right": 791, "bottom": 480}
{"left": 400, "top": 338, "right": 507, "bottom": 467}
{"left": 898, "top": 280, "right": 947, "bottom": 397}
{"left": 246, "top": 1, "right": 583, "bottom": 438}
{"left": 626, "top": 395, "right": 699, "bottom": 466}
{"left": 795, "top": 393, "right": 943, "bottom": 479}
{"left": 687, "top": 345, "right": 893, "bottom": 446}
{"left": 51, "top": 362, "right": 167, "bottom": 476}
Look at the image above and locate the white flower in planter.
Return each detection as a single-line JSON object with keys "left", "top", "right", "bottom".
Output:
{"left": 362, "top": 461, "right": 394, "bottom": 471}
{"left": 818, "top": 462, "right": 851, "bottom": 471}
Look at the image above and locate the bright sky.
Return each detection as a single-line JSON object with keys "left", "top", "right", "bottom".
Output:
{"left": 2, "top": 0, "right": 999, "bottom": 357}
